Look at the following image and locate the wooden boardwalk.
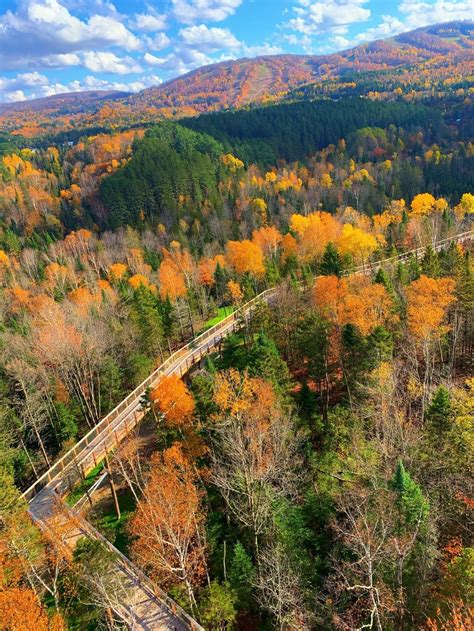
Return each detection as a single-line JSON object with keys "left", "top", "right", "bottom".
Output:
{"left": 23, "top": 230, "right": 473, "bottom": 630}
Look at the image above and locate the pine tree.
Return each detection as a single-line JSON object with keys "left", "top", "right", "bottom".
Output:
{"left": 425, "top": 386, "right": 452, "bottom": 435}
{"left": 199, "top": 581, "right": 237, "bottom": 628}
{"left": 55, "top": 401, "right": 78, "bottom": 443}
{"left": 320, "top": 242, "right": 343, "bottom": 277}
{"left": 249, "top": 333, "right": 291, "bottom": 394}
{"left": 228, "top": 541, "right": 255, "bottom": 611}
{"left": 130, "top": 285, "right": 165, "bottom": 357}
{"left": 407, "top": 255, "right": 421, "bottom": 282}
{"left": 214, "top": 262, "right": 229, "bottom": 302}
{"left": 439, "top": 242, "right": 464, "bottom": 277}
{"left": 391, "top": 461, "right": 429, "bottom": 529}
{"left": 421, "top": 246, "right": 440, "bottom": 278}
{"left": 374, "top": 267, "right": 393, "bottom": 293}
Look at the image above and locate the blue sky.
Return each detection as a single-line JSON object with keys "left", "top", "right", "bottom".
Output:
{"left": 0, "top": 0, "right": 472, "bottom": 102}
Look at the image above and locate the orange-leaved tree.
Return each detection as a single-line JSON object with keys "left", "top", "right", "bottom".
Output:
{"left": 129, "top": 444, "right": 206, "bottom": 608}
{"left": 341, "top": 277, "right": 396, "bottom": 336}
{"left": 0, "top": 588, "right": 65, "bottom": 631}
{"left": 312, "top": 275, "right": 348, "bottom": 324}
{"left": 157, "top": 257, "right": 187, "bottom": 301}
{"left": 406, "top": 276, "right": 456, "bottom": 343}
{"left": 405, "top": 275, "right": 456, "bottom": 413}
{"left": 252, "top": 225, "right": 283, "bottom": 260}
{"left": 226, "top": 239, "right": 265, "bottom": 277}
{"left": 150, "top": 374, "right": 195, "bottom": 427}
{"left": 313, "top": 275, "right": 395, "bottom": 336}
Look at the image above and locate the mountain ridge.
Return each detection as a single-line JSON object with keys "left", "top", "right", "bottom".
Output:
{"left": 0, "top": 89, "right": 130, "bottom": 113}
{"left": 0, "top": 20, "right": 472, "bottom": 136}
{"left": 132, "top": 19, "right": 473, "bottom": 112}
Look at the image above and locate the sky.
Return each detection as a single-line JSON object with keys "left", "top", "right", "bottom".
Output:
{"left": 0, "top": 0, "right": 472, "bottom": 103}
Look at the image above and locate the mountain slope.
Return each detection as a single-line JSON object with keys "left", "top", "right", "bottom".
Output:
{"left": 132, "top": 20, "right": 473, "bottom": 114}
{"left": 0, "top": 90, "right": 129, "bottom": 114}
{"left": 0, "top": 21, "right": 472, "bottom": 137}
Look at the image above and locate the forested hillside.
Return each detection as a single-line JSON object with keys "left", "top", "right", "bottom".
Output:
{"left": 0, "top": 21, "right": 472, "bottom": 138}
{"left": 179, "top": 98, "right": 445, "bottom": 163}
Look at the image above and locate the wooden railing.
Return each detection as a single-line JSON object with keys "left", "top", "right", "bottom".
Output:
{"left": 22, "top": 229, "right": 473, "bottom": 502}
{"left": 35, "top": 490, "right": 204, "bottom": 631}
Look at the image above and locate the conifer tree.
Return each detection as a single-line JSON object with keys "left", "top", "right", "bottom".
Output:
{"left": 320, "top": 242, "right": 343, "bottom": 277}
{"left": 391, "top": 461, "right": 429, "bottom": 529}
{"left": 249, "top": 333, "right": 291, "bottom": 394}
{"left": 421, "top": 246, "right": 441, "bottom": 278}
{"left": 228, "top": 542, "right": 255, "bottom": 611}
{"left": 425, "top": 386, "right": 452, "bottom": 435}
{"left": 374, "top": 267, "right": 393, "bottom": 293}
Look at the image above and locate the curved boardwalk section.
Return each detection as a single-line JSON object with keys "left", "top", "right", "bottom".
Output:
{"left": 24, "top": 231, "right": 472, "bottom": 630}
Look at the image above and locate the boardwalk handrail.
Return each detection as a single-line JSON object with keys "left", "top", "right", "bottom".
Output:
{"left": 21, "top": 229, "right": 473, "bottom": 501}
{"left": 35, "top": 490, "right": 205, "bottom": 631}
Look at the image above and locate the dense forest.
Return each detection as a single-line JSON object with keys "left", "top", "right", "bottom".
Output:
{"left": 0, "top": 21, "right": 473, "bottom": 631}
{"left": 179, "top": 98, "right": 445, "bottom": 163}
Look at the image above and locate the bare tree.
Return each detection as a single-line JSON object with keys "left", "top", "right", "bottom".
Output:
{"left": 70, "top": 538, "right": 140, "bottom": 630}
{"left": 210, "top": 378, "right": 303, "bottom": 555}
{"left": 255, "top": 543, "right": 310, "bottom": 630}
{"left": 110, "top": 432, "right": 148, "bottom": 504}
{"left": 329, "top": 486, "right": 394, "bottom": 631}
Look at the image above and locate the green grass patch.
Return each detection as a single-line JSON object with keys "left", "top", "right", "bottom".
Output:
{"left": 202, "top": 306, "right": 235, "bottom": 331}
{"left": 65, "top": 461, "right": 105, "bottom": 507}
{"left": 94, "top": 489, "right": 136, "bottom": 555}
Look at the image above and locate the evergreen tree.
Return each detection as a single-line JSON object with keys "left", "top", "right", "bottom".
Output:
{"left": 407, "top": 255, "right": 422, "bottom": 282}
{"left": 228, "top": 542, "right": 255, "bottom": 611}
{"left": 421, "top": 246, "right": 440, "bottom": 278}
{"left": 214, "top": 262, "right": 229, "bottom": 302}
{"left": 374, "top": 267, "right": 393, "bottom": 293}
{"left": 320, "top": 242, "right": 343, "bottom": 277}
{"left": 55, "top": 402, "right": 78, "bottom": 443}
{"left": 439, "top": 242, "right": 464, "bottom": 277}
{"left": 130, "top": 285, "right": 165, "bottom": 357}
{"left": 199, "top": 581, "right": 237, "bottom": 630}
{"left": 425, "top": 386, "right": 452, "bottom": 435}
{"left": 248, "top": 333, "right": 291, "bottom": 394}
{"left": 391, "top": 461, "right": 429, "bottom": 529}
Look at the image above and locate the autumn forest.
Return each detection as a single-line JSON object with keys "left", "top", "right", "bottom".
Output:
{"left": 0, "top": 18, "right": 473, "bottom": 631}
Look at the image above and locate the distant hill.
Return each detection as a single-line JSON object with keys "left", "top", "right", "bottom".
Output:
{"left": 0, "top": 90, "right": 130, "bottom": 114}
{"left": 131, "top": 20, "right": 473, "bottom": 113}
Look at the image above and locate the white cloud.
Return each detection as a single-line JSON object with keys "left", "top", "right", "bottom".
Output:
{"left": 5, "top": 90, "right": 27, "bottom": 102}
{"left": 144, "top": 52, "right": 166, "bottom": 66}
{"left": 144, "top": 48, "right": 214, "bottom": 75}
{"left": 0, "top": 71, "right": 49, "bottom": 101}
{"left": 399, "top": 0, "right": 473, "bottom": 29}
{"left": 0, "top": 71, "right": 49, "bottom": 92}
{"left": 0, "top": 0, "right": 141, "bottom": 70}
{"left": 172, "top": 0, "right": 243, "bottom": 25}
{"left": 283, "top": 33, "right": 312, "bottom": 48}
{"left": 287, "top": 0, "right": 371, "bottom": 35}
{"left": 179, "top": 24, "right": 241, "bottom": 51}
{"left": 243, "top": 43, "right": 283, "bottom": 57}
{"left": 340, "top": 1, "right": 473, "bottom": 51}
{"left": 331, "top": 35, "right": 351, "bottom": 49}
{"left": 144, "top": 32, "right": 171, "bottom": 51}
{"left": 17, "top": 71, "right": 50, "bottom": 87}
{"left": 132, "top": 13, "right": 167, "bottom": 32}
{"left": 83, "top": 51, "right": 142, "bottom": 74}
{"left": 41, "top": 53, "right": 82, "bottom": 67}
{"left": 41, "top": 74, "right": 161, "bottom": 95}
